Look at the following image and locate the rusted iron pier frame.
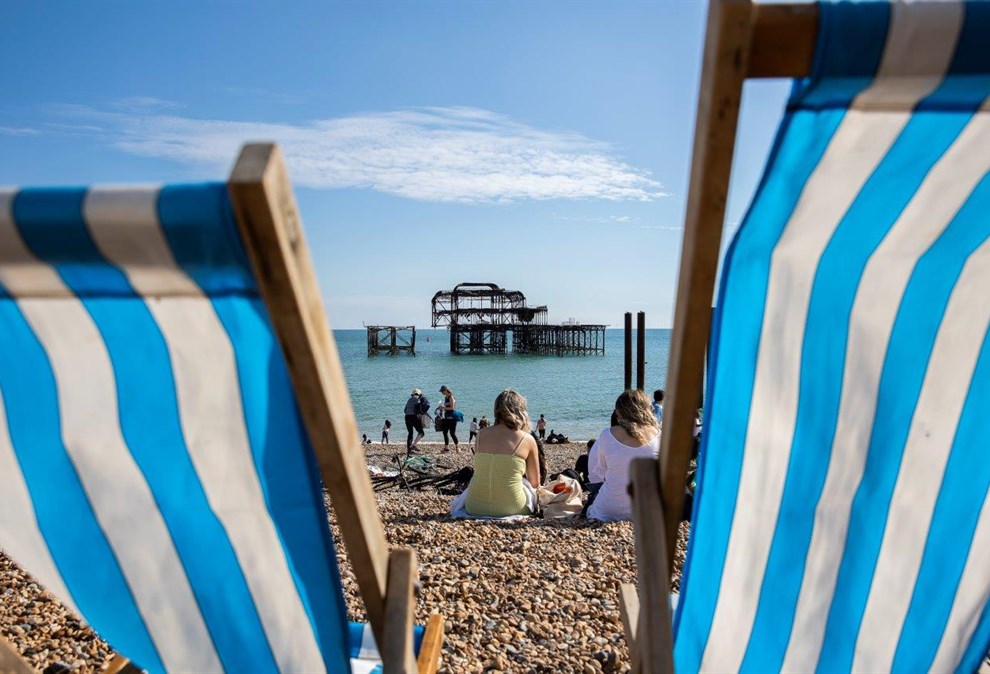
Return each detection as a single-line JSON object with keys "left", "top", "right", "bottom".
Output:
{"left": 431, "top": 282, "right": 548, "bottom": 328}
{"left": 447, "top": 323, "right": 606, "bottom": 356}
{"left": 366, "top": 325, "right": 416, "bottom": 356}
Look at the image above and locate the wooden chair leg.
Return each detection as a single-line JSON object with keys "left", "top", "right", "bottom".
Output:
{"left": 382, "top": 548, "right": 418, "bottom": 674}
{"left": 0, "top": 636, "right": 34, "bottom": 674}
{"left": 105, "top": 654, "right": 144, "bottom": 674}
{"left": 416, "top": 613, "right": 445, "bottom": 674}
{"left": 618, "top": 583, "right": 641, "bottom": 673}
{"left": 629, "top": 458, "right": 675, "bottom": 674}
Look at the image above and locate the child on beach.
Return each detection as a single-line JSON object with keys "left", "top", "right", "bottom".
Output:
{"left": 381, "top": 419, "right": 391, "bottom": 444}
{"left": 469, "top": 417, "right": 479, "bottom": 446}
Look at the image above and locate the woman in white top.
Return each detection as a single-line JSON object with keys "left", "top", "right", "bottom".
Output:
{"left": 587, "top": 389, "right": 661, "bottom": 522}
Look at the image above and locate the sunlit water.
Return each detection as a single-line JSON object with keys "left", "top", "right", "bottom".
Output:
{"left": 336, "top": 328, "right": 671, "bottom": 442}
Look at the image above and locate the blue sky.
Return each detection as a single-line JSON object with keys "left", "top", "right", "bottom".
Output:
{"left": 0, "top": 0, "right": 790, "bottom": 328}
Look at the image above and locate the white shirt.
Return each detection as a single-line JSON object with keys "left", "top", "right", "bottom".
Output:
{"left": 470, "top": 421, "right": 479, "bottom": 433}
{"left": 587, "top": 427, "right": 660, "bottom": 522}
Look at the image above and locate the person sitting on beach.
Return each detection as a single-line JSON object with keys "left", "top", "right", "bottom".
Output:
{"left": 462, "top": 389, "right": 541, "bottom": 517}
{"left": 586, "top": 390, "right": 661, "bottom": 522}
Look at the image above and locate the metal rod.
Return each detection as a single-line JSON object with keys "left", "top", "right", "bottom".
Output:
{"left": 637, "top": 311, "right": 646, "bottom": 390}
{"left": 624, "top": 312, "right": 633, "bottom": 390}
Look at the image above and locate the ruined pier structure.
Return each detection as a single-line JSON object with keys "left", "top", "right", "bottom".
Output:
{"left": 366, "top": 325, "right": 416, "bottom": 356}
{"left": 431, "top": 283, "right": 606, "bottom": 355}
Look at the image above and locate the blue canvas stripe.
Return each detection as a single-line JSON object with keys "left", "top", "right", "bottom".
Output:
{"left": 740, "top": 108, "right": 976, "bottom": 672}
{"left": 0, "top": 194, "right": 164, "bottom": 672}
{"left": 815, "top": 172, "right": 990, "bottom": 674}
{"left": 11, "top": 188, "right": 266, "bottom": 671}
{"left": 0, "top": 303, "right": 165, "bottom": 673}
{"left": 888, "top": 174, "right": 990, "bottom": 671}
{"left": 141, "top": 182, "right": 256, "bottom": 296}
{"left": 347, "top": 622, "right": 425, "bottom": 658}
{"left": 790, "top": 1, "right": 891, "bottom": 111}
{"left": 159, "top": 185, "right": 351, "bottom": 673}
{"left": 672, "top": 109, "right": 847, "bottom": 672}
{"left": 21, "top": 187, "right": 279, "bottom": 671}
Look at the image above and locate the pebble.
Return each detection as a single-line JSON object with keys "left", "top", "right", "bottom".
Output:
{"left": 1, "top": 442, "right": 692, "bottom": 673}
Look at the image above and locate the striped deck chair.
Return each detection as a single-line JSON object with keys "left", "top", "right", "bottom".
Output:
{"left": 0, "top": 143, "right": 443, "bottom": 673}
{"left": 621, "top": 1, "right": 990, "bottom": 672}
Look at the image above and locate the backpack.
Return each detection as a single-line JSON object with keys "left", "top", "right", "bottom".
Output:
{"left": 417, "top": 396, "right": 430, "bottom": 415}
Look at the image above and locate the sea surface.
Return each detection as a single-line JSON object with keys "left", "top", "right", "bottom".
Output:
{"left": 336, "top": 328, "right": 672, "bottom": 442}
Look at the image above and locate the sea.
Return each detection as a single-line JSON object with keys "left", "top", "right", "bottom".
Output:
{"left": 336, "top": 328, "right": 672, "bottom": 442}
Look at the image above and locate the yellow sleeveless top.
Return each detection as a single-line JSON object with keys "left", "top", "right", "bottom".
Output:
{"left": 464, "top": 453, "right": 530, "bottom": 517}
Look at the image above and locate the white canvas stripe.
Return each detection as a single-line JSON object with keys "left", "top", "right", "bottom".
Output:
{"left": 852, "top": 236, "right": 990, "bottom": 673}
{"left": 358, "top": 623, "right": 379, "bottom": 660}
{"left": 853, "top": 1, "right": 964, "bottom": 111}
{"left": 0, "top": 195, "right": 222, "bottom": 673}
{"left": 0, "top": 384, "right": 78, "bottom": 616}
{"left": 83, "top": 187, "right": 327, "bottom": 674}
{"left": 930, "top": 489, "right": 990, "bottom": 672}
{"left": 782, "top": 109, "right": 990, "bottom": 673}
{"left": 702, "top": 7, "right": 963, "bottom": 670}
{"left": 700, "top": 108, "right": 912, "bottom": 674}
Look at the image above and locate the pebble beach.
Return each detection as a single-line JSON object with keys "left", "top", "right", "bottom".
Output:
{"left": 1, "top": 442, "right": 689, "bottom": 673}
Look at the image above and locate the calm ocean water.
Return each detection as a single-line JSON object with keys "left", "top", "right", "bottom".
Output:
{"left": 336, "top": 328, "right": 671, "bottom": 442}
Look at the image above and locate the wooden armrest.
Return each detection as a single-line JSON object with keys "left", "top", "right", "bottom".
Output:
{"left": 382, "top": 548, "right": 418, "bottom": 673}
{"left": 416, "top": 613, "right": 445, "bottom": 674}
{"left": 0, "top": 636, "right": 35, "bottom": 674}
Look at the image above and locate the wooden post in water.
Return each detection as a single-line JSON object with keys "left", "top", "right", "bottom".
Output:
{"left": 636, "top": 311, "right": 646, "bottom": 390}
{"left": 624, "top": 312, "right": 633, "bottom": 390}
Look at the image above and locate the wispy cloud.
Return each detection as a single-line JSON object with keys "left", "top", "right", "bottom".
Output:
{"left": 639, "top": 224, "right": 683, "bottom": 231}
{"left": 108, "top": 96, "right": 182, "bottom": 112}
{"left": 48, "top": 104, "right": 666, "bottom": 204}
{"left": 553, "top": 213, "right": 647, "bottom": 224}
{"left": 0, "top": 126, "right": 42, "bottom": 137}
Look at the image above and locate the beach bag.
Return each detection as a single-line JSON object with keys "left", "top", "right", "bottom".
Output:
{"left": 434, "top": 416, "right": 444, "bottom": 432}
{"left": 537, "top": 474, "right": 583, "bottom": 519}
{"left": 419, "top": 413, "right": 432, "bottom": 431}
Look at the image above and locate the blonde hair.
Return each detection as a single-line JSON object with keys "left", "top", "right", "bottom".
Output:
{"left": 493, "top": 389, "right": 531, "bottom": 431}
{"left": 614, "top": 389, "right": 659, "bottom": 445}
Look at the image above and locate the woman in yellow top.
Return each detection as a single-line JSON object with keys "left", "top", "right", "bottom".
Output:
{"left": 464, "top": 389, "right": 541, "bottom": 517}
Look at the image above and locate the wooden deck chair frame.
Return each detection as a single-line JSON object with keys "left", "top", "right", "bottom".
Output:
{"left": 619, "top": 2, "right": 817, "bottom": 673}
{"left": 0, "top": 143, "right": 444, "bottom": 674}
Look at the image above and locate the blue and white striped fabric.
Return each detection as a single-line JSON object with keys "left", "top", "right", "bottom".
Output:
{"left": 676, "top": 2, "right": 990, "bottom": 673}
{"left": 0, "top": 184, "right": 353, "bottom": 673}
